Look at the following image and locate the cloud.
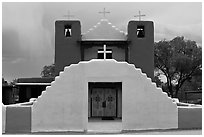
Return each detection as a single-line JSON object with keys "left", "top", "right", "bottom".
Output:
{"left": 3, "top": 3, "right": 54, "bottom": 59}
{"left": 2, "top": 28, "right": 26, "bottom": 62}
{"left": 154, "top": 22, "right": 202, "bottom": 46}
{"left": 2, "top": 3, "right": 54, "bottom": 82}
{"left": 10, "top": 58, "right": 25, "bottom": 64}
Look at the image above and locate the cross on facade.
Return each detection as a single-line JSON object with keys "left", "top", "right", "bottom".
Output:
{"left": 98, "top": 8, "right": 110, "bottom": 18}
{"left": 98, "top": 44, "right": 112, "bottom": 60}
{"left": 134, "top": 10, "right": 146, "bottom": 21}
{"left": 63, "top": 10, "right": 74, "bottom": 19}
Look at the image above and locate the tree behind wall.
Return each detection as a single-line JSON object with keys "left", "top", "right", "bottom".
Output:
{"left": 41, "top": 64, "right": 55, "bottom": 78}
{"left": 154, "top": 36, "right": 202, "bottom": 98}
{"left": 2, "top": 78, "right": 8, "bottom": 86}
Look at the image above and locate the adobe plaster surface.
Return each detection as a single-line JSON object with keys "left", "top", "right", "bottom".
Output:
{"left": 32, "top": 59, "right": 178, "bottom": 132}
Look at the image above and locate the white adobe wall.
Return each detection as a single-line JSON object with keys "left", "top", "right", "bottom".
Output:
{"left": 2, "top": 104, "right": 6, "bottom": 133}
{"left": 122, "top": 64, "right": 178, "bottom": 130}
{"left": 32, "top": 63, "right": 87, "bottom": 132}
{"left": 32, "top": 59, "right": 178, "bottom": 132}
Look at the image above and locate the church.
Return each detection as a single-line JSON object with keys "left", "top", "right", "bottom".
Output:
{"left": 2, "top": 10, "right": 201, "bottom": 133}
{"left": 32, "top": 14, "right": 178, "bottom": 131}
{"left": 53, "top": 14, "right": 155, "bottom": 120}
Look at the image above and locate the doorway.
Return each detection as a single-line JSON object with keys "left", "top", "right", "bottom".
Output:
{"left": 88, "top": 82, "right": 122, "bottom": 120}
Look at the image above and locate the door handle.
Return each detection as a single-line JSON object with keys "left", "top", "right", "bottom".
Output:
{"left": 102, "top": 101, "right": 106, "bottom": 108}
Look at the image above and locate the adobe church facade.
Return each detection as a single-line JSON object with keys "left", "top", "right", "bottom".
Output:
{"left": 53, "top": 19, "right": 155, "bottom": 120}
{"left": 3, "top": 15, "right": 202, "bottom": 134}
{"left": 31, "top": 18, "right": 178, "bottom": 132}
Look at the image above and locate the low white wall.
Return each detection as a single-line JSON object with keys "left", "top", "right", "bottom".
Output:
{"left": 32, "top": 59, "right": 178, "bottom": 132}
{"left": 2, "top": 104, "right": 6, "bottom": 133}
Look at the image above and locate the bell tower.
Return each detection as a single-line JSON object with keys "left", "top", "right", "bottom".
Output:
{"left": 127, "top": 20, "right": 154, "bottom": 79}
{"left": 55, "top": 20, "right": 81, "bottom": 76}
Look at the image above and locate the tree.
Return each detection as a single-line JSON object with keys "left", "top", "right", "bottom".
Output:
{"left": 154, "top": 75, "right": 162, "bottom": 87}
{"left": 154, "top": 36, "right": 202, "bottom": 98}
{"left": 154, "top": 71, "right": 164, "bottom": 88}
{"left": 41, "top": 64, "right": 55, "bottom": 78}
{"left": 2, "top": 78, "right": 8, "bottom": 86}
{"left": 180, "top": 68, "right": 202, "bottom": 91}
{"left": 10, "top": 78, "right": 17, "bottom": 86}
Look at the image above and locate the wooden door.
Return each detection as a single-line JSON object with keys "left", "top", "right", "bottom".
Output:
{"left": 92, "top": 88, "right": 103, "bottom": 117}
{"left": 103, "top": 88, "right": 116, "bottom": 117}
{"left": 91, "top": 88, "right": 116, "bottom": 117}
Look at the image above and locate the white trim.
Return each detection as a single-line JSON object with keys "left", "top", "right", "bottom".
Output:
{"left": 16, "top": 83, "right": 51, "bottom": 86}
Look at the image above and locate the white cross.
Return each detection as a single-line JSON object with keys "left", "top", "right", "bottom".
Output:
{"left": 98, "top": 44, "right": 112, "bottom": 60}
{"left": 134, "top": 10, "right": 146, "bottom": 21}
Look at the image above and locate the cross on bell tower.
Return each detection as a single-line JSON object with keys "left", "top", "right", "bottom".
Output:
{"left": 63, "top": 10, "right": 74, "bottom": 20}
{"left": 98, "top": 8, "right": 110, "bottom": 18}
{"left": 134, "top": 10, "right": 146, "bottom": 21}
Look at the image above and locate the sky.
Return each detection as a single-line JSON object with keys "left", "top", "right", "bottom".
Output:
{"left": 2, "top": 2, "right": 202, "bottom": 82}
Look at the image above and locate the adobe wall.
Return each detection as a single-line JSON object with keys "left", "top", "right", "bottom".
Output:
{"left": 178, "top": 106, "right": 202, "bottom": 129}
{"left": 5, "top": 106, "right": 31, "bottom": 133}
{"left": 3, "top": 104, "right": 202, "bottom": 133}
{"left": 32, "top": 60, "right": 178, "bottom": 132}
{"left": 2, "top": 104, "right": 6, "bottom": 133}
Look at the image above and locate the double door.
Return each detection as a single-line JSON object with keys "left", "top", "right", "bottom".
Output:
{"left": 91, "top": 88, "right": 116, "bottom": 117}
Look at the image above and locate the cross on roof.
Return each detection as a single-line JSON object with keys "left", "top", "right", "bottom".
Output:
{"left": 98, "top": 8, "right": 110, "bottom": 18}
{"left": 63, "top": 10, "right": 74, "bottom": 19}
{"left": 98, "top": 44, "right": 112, "bottom": 60}
{"left": 134, "top": 10, "right": 146, "bottom": 21}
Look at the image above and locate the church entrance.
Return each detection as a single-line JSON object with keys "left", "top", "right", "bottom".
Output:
{"left": 88, "top": 82, "right": 122, "bottom": 120}
{"left": 92, "top": 88, "right": 116, "bottom": 117}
